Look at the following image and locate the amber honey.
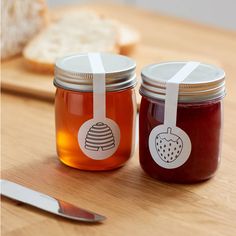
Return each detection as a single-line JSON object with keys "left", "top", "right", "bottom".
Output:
{"left": 55, "top": 87, "right": 136, "bottom": 170}
{"left": 54, "top": 53, "right": 137, "bottom": 170}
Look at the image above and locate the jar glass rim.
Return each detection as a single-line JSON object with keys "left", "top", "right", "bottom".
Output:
{"left": 140, "top": 61, "right": 226, "bottom": 102}
{"left": 54, "top": 52, "right": 137, "bottom": 92}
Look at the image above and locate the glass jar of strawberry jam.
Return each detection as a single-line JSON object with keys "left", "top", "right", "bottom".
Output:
{"left": 139, "top": 61, "right": 226, "bottom": 183}
{"left": 54, "top": 53, "right": 137, "bottom": 171}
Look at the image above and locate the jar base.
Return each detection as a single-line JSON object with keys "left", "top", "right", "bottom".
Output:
{"left": 58, "top": 157, "right": 127, "bottom": 171}
{"left": 141, "top": 166, "right": 216, "bottom": 184}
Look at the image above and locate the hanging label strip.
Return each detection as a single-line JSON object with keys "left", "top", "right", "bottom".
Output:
{"left": 164, "top": 62, "right": 200, "bottom": 126}
{"left": 78, "top": 53, "right": 120, "bottom": 160}
{"left": 149, "top": 61, "right": 200, "bottom": 169}
{"left": 88, "top": 53, "right": 106, "bottom": 120}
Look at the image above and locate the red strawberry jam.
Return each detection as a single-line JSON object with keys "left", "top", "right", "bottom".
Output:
{"left": 139, "top": 62, "right": 225, "bottom": 183}
{"left": 139, "top": 96, "right": 223, "bottom": 183}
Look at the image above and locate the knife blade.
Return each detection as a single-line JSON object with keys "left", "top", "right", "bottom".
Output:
{"left": 0, "top": 179, "right": 106, "bottom": 222}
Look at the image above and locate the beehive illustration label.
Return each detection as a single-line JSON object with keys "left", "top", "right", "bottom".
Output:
{"left": 148, "top": 62, "right": 200, "bottom": 169}
{"left": 85, "top": 122, "right": 115, "bottom": 151}
{"left": 78, "top": 53, "right": 120, "bottom": 160}
{"left": 78, "top": 118, "right": 120, "bottom": 160}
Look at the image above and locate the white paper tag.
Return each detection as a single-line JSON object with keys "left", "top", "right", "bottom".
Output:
{"left": 78, "top": 53, "right": 120, "bottom": 160}
{"left": 148, "top": 62, "right": 200, "bottom": 169}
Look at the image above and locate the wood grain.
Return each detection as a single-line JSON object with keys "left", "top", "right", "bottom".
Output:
{"left": 1, "top": 91, "right": 236, "bottom": 236}
{"left": 1, "top": 3, "right": 236, "bottom": 236}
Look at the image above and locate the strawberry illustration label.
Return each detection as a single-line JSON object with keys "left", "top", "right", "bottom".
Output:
{"left": 156, "top": 127, "right": 183, "bottom": 163}
{"left": 149, "top": 125, "right": 191, "bottom": 169}
{"left": 148, "top": 62, "right": 199, "bottom": 169}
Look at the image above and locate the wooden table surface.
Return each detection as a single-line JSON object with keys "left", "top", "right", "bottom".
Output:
{"left": 1, "top": 3, "right": 236, "bottom": 236}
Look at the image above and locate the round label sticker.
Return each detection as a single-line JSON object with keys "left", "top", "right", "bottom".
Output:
{"left": 149, "top": 125, "right": 191, "bottom": 169}
{"left": 78, "top": 118, "right": 120, "bottom": 160}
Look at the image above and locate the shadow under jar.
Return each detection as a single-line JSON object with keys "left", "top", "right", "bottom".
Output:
{"left": 54, "top": 53, "right": 137, "bottom": 171}
{"left": 139, "top": 62, "right": 226, "bottom": 183}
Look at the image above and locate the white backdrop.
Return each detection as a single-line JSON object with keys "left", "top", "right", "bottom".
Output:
{"left": 47, "top": 0, "right": 236, "bottom": 30}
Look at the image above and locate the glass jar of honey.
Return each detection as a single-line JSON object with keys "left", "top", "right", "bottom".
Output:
{"left": 54, "top": 53, "right": 137, "bottom": 171}
{"left": 139, "top": 61, "right": 226, "bottom": 183}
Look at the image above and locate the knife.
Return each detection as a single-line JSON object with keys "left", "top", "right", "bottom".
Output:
{"left": 0, "top": 179, "right": 106, "bottom": 222}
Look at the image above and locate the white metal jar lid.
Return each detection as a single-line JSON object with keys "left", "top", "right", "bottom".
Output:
{"left": 54, "top": 53, "right": 136, "bottom": 92}
{"left": 140, "top": 61, "right": 226, "bottom": 103}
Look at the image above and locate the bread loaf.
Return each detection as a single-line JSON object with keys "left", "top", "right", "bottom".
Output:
{"left": 115, "top": 22, "right": 140, "bottom": 55}
{"left": 1, "top": 0, "right": 48, "bottom": 60}
{"left": 23, "top": 11, "right": 119, "bottom": 73}
{"left": 23, "top": 11, "right": 140, "bottom": 73}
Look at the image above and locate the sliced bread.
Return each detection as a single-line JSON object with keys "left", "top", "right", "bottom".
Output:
{"left": 115, "top": 22, "right": 140, "bottom": 55}
{"left": 23, "top": 11, "right": 119, "bottom": 73}
{"left": 1, "top": 0, "right": 48, "bottom": 60}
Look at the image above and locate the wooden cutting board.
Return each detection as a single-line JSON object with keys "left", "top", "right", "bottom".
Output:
{"left": 1, "top": 4, "right": 221, "bottom": 106}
